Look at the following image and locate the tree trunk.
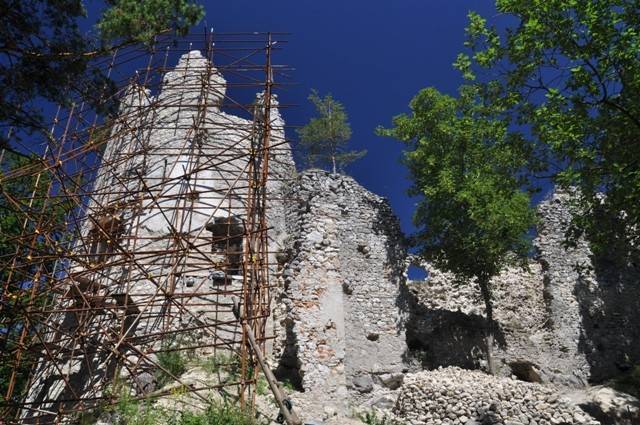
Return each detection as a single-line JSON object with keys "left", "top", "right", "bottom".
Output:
{"left": 331, "top": 155, "right": 336, "bottom": 174}
{"left": 478, "top": 276, "right": 496, "bottom": 375}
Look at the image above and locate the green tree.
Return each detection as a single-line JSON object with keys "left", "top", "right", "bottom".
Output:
{"left": 0, "top": 152, "right": 36, "bottom": 402}
{"left": 297, "top": 90, "right": 366, "bottom": 174}
{"left": 0, "top": 0, "right": 204, "bottom": 147}
{"left": 378, "top": 86, "right": 536, "bottom": 374}
{"left": 0, "top": 150, "right": 72, "bottom": 408}
{"left": 454, "top": 0, "right": 640, "bottom": 255}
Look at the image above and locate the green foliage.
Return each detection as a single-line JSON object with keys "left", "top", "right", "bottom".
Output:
{"left": 256, "top": 377, "right": 269, "bottom": 396}
{"left": 155, "top": 340, "right": 190, "bottom": 387}
{"left": 178, "top": 403, "right": 258, "bottom": 425}
{"left": 0, "top": 0, "right": 203, "bottom": 147}
{"left": 0, "top": 1, "right": 90, "bottom": 146}
{"left": 195, "top": 352, "right": 269, "bottom": 396}
{"left": 455, "top": 0, "right": 640, "bottom": 254}
{"left": 0, "top": 153, "right": 40, "bottom": 276}
{"left": 297, "top": 89, "right": 366, "bottom": 174}
{"left": 99, "top": 383, "right": 176, "bottom": 425}
{"left": 113, "top": 390, "right": 166, "bottom": 425}
{"left": 109, "top": 390, "right": 258, "bottom": 425}
{"left": 357, "top": 410, "right": 392, "bottom": 425}
{"left": 279, "top": 378, "right": 296, "bottom": 392}
{"left": 378, "top": 87, "right": 536, "bottom": 284}
{"left": 194, "top": 352, "right": 241, "bottom": 379}
{"left": 0, "top": 151, "right": 72, "bottom": 408}
{"left": 378, "top": 84, "right": 536, "bottom": 373}
{"left": 98, "top": 0, "right": 204, "bottom": 45}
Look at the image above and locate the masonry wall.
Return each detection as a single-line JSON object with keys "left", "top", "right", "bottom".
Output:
{"left": 406, "top": 190, "right": 640, "bottom": 387}
{"left": 537, "top": 192, "right": 640, "bottom": 384}
{"left": 274, "top": 170, "right": 409, "bottom": 413}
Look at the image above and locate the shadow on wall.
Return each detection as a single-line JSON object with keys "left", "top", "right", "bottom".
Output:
{"left": 402, "top": 284, "right": 507, "bottom": 371}
{"left": 23, "top": 309, "right": 126, "bottom": 424}
{"left": 366, "top": 196, "right": 412, "bottom": 341}
{"left": 273, "top": 315, "right": 304, "bottom": 391}
{"left": 576, "top": 216, "right": 640, "bottom": 384}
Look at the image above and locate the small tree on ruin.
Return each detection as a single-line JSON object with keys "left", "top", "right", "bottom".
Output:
{"left": 378, "top": 86, "right": 536, "bottom": 374}
{"left": 297, "top": 90, "right": 366, "bottom": 174}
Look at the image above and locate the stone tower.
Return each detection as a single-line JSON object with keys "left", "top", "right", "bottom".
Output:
{"left": 21, "top": 50, "right": 294, "bottom": 423}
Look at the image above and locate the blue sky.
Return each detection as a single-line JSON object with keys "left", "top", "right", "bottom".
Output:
{"left": 83, "top": 1, "right": 499, "bottom": 234}
{"left": 200, "top": 1, "right": 498, "bottom": 234}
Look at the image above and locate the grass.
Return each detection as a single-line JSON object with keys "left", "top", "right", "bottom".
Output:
{"left": 357, "top": 410, "right": 392, "bottom": 425}
{"left": 115, "top": 393, "right": 165, "bottom": 425}
{"left": 256, "top": 376, "right": 269, "bottom": 396}
{"left": 86, "top": 349, "right": 267, "bottom": 425}
{"left": 196, "top": 352, "right": 241, "bottom": 377}
{"left": 111, "top": 389, "right": 259, "bottom": 425}
{"left": 195, "top": 353, "right": 271, "bottom": 397}
{"left": 100, "top": 386, "right": 165, "bottom": 425}
{"left": 177, "top": 403, "right": 259, "bottom": 425}
{"left": 153, "top": 346, "right": 282, "bottom": 400}
{"left": 154, "top": 341, "right": 191, "bottom": 388}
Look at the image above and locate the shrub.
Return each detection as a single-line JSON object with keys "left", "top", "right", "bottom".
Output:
{"left": 196, "top": 352, "right": 241, "bottom": 380}
{"left": 357, "top": 410, "right": 392, "bottom": 425}
{"left": 155, "top": 344, "right": 189, "bottom": 387}
{"left": 112, "top": 390, "right": 166, "bottom": 425}
{"left": 177, "top": 403, "right": 258, "bottom": 425}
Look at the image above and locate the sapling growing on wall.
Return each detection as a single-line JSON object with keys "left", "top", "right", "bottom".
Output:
{"left": 378, "top": 86, "right": 536, "bottom": 374}
{"left": 297, "top": 90, "right": 366, "bottom": 174}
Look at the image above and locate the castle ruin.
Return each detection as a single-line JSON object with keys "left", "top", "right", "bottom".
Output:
{"left": 2, "top": 33, "right": 639, "bottom": 425}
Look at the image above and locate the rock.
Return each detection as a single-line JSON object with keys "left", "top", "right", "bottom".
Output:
{"left": 563, "top": 385, "right": 640, "bottom": 425}
{"left": 392, "top": 367, "right": 598, "bottom": 425}
{"left": 379, "top": 372, "right": 405, "bottom": 390}
{"left": 279, "top": 169, "right": 408, "bottom": 406}
{"left": 133, "top": 371, "right": 156, "bottom": 394}
{"left": 352, "top": 375, "right": 374, "bottom": 393}
{"left": 509, "top": 361, "right": 544, "bottom": 384}
{"left": 357, "top": 244, "right": 371, "bottom": 255}
{"left": 306, "top": 230, "right": 323, "bottom": 243}
{"left": 372, "top": 395, "right": 396, "bottom": 410}
{"left": 323, "top": 405, "right": 337, "bottom": 417}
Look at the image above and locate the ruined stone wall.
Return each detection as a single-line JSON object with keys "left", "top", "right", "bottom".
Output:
{"left": 536, "top": 192, "right": 593, "bottom": 385}
{"left": 405, "top": 261, "right": 553, "bottom": 380}
{"left": 406, "top": 190, "right": 640, "bottom": 387}
{"left": 274, "top": 170, "right": 408, "bottom": 414}
{"left": 537, "top": 192, "right": 640, "bottom": 384}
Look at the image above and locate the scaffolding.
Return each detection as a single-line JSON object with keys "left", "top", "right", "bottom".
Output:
{"left": 0, "top": 31, "right": 294, "bottom": 424}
